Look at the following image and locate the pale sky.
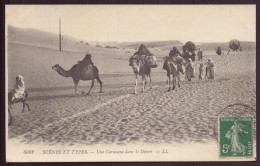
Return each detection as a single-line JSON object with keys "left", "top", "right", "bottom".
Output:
{"left": 6, "top": 5, "right": 256, "bottom": 43}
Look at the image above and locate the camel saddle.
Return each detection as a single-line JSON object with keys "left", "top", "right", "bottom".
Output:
{"left": 129, "top": 54, "right": 157, "bottom": 68}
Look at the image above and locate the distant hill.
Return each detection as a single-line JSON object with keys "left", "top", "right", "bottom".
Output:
{"left": 121, "top": 40, "right": 183, "bottom": 50}
{"left": 7, "top": 25, "right": 255, "bottom": 53}
{"left": 196, "top": 42, "right": 255, "bottom": 51}
{"left": 8, "top": 25, "right": 61, "bottom": 50}
{"left": 7, "top": 25, "right": 91, "bottom": 52}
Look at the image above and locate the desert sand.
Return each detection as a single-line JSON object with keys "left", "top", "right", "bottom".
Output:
{"left": 7, "top": 39, "right": 256, "bottom": 146}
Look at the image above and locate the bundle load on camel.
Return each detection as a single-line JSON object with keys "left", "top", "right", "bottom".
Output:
{"left": 163, "top": 55, "right": 185, "bottom": 74}
{"left": 129, "top": 44, "right": 157, "bottom": 68}
{"left": 229, "top": 39, "right": 240, "bottom": 51}
{"left": 227, "top": 39, "right": 242, "bottom": 55}
{"left": 134, "top": 44, "right": 153, "bottom": 56}
{"left": 182, "top": 41, "right": 196, "bottom": 61}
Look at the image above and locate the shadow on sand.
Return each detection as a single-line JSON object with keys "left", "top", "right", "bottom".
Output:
{"left": 26, "top": 78, "right": 230, "bottom": 101}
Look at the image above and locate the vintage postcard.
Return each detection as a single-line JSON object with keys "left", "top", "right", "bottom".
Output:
{"left": 5, "top": 5, "right": 256, "bottom": 162}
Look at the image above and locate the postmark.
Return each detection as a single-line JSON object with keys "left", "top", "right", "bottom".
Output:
{"left": 219, "top": 117, "right": 253, "bottom": 157}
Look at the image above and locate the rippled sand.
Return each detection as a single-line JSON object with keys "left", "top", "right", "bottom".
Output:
{"left": 8, "top": 43, "right": 256, "bottom": 145}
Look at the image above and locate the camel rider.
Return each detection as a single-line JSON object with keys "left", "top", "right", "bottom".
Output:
{"left": 11, "top": 75, "right": 25, "bottom": 102}
{"left": 169, "top": 47, "right": 181, "bottom": 58}
{"left": 78, "top": 54, "right": 94, "bottom": 66}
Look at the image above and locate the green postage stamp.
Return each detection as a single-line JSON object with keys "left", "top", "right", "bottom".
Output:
{"left": 219, "top": 117, "right": 253, "bottom": 157}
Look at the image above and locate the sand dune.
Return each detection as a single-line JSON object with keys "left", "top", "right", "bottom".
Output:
{"left": 8, "top": 41, "right": 255, "bottom": 146}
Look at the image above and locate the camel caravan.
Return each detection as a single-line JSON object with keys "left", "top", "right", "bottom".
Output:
{"left": 9, "top": 39, "right": 245, "bottom": 125}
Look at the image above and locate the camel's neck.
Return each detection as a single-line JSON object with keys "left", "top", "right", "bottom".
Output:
{"left": 133, "top": 60, "right": 149, "bottom": 75}
{"left": 57, "top": 67, "right": 71, "bottom": 77}
{"left": 132, "top": 60, "right": 141, "bottom": 73}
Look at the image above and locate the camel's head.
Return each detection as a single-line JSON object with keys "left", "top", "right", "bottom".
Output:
{"left": 163, "top": 56, "right": 172, "bottom": 65}
{"left": 52, "top": 64, "right": 61, "bottom": 71}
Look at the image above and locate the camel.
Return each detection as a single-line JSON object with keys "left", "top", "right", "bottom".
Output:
{"left": 8, "top": 91, "right": 30, "bottom": 125}
{"left": 52, "top": 63, "right": 102, "bottom": 95}
{"left": 130, "top": 55, "right": 152, "bottom": 94}
{"left": 227, "top": 39, "right": 242, "bottom": 55}
{"left": 163, "top": 56, "right": 181, "bottom": 91}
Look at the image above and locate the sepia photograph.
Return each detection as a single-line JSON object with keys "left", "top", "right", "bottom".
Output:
{"left": 5, "top": 5, "right": 256, "bottom": 162}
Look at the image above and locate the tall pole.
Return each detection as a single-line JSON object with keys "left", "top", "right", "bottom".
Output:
{"left": 59, "top": 18, "right": 61, "bottom": 51}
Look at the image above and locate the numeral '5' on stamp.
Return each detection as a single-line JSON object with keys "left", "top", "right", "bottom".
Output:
{"left": 219, "top": 117, "right": 253, "bottom": 157}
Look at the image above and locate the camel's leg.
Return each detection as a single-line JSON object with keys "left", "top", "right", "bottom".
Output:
{"left": 134, "top": 74, "right": 138, "bottom": 94}
{"left": 22, "top": 102, "right": 25, "bottom": 113}
{"left": 166, "top": 73, "right": 170, "bottom": 84}
{"left": 177, "top": 74, "right": 181, "bottom": 88}
{"left": 172, "top": 76, "right": 176, "bottom": 90}
{"left": 96, "top": 76, "right": 103, "bottom": 93}
{"left": 142, "top": 75, "right": 146, "bottom": 93}
{"left": 86, "top": 80, "right": 95, "bottom": 95}
{"left": 73, "top": 78, "right": 80, "bottom": 95}
{"left": 205, "top": 68, "right": 208, "bottom": 80}
{"left": 26, "top": 102, "right": 30, "bottom": 112}
{"left": 8, "top": 107, "right": 12, "bottom": 126}
{"left": 149, "top": 74, "right": 152, "bottom": 90}
{"left": 168, "top": 75, "right": 172, "bottom": 91}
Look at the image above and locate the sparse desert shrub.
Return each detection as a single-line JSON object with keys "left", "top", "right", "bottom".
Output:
{"left": 106, "top": 45, "right": 119, "bottom": 49}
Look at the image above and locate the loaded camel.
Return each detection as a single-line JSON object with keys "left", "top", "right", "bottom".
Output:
{"left": 227, "top": 39, "right": 242, "bottom": 55}
{"left": 130, "top": 55, "right": 153, "bottom": 94}
{"left": 129, "top": 44, "right": 157, "bottom": 94}
{"left": 163, "top": 56, "right": 183, "bottom": 91}
{"left": 52, "top": 54, "right": 102, "bottom": 95}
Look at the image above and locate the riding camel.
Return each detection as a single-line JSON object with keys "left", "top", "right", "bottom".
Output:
{"left": 8, "top": 75, "right": 30, "bottom": 125}
{"left": 8, "top": 91, "right": 30, "bottom": 125}
{"left": 52, "top": 54, "right": 102, "bottom": 95}
{"left": 163, "top": 56, "right": 183, "bottom": 91}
